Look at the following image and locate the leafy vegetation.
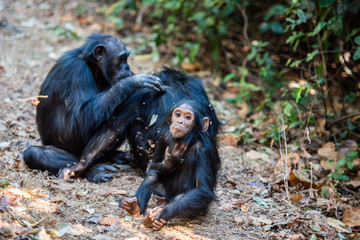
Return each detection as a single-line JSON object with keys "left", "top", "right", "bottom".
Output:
{"left": 103, "top": 0, "right": 359, "bottom": 181}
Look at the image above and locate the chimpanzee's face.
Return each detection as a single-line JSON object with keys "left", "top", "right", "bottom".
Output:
{"left": 170, "top": 104, "right": 195, "bottom": 139}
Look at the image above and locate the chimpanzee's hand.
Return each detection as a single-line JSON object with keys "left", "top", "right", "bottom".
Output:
{"left": 126, "top": 73, "right": 164, "bottom": 92}
{"left": 163, "top": 143, "right": 187, "bottom": 169}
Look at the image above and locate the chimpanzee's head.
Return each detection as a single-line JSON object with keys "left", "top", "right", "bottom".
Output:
{"left": 85, "top": 33, "right": 133, "bottom": 86}
{"left": 169, "top": 100, "right": 210, "bottom": 139}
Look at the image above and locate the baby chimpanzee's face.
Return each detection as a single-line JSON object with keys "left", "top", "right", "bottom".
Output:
{"left": 170, "top": 104, "right": 195, "bottom": 139}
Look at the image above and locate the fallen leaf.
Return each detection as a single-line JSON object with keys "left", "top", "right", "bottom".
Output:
{"left": 220, "top": 134, "right": 238, "bottom": 147}
{"left": 48, "top": 223, "right": 70, "bottom": 238}
{"left": 219, "top": 202, "right": 234, "bottom": 212}
{"left": 326, "top": 217, "right": 350, "bottom": 233}
{"left": 287, "top": 234, "right": 304, "bottom": 240}
{"left": 0, "top": 195, "right": 19, "bottom": 207}
{"left": 36, "top": 228, "right": 51, "bottom": 240}
{"left": 181, "top": 62, "right": 201, "bottom": 71}
{"left": 237, "top": 102, "right": 248, "bottom": 119}
{"left": 342, "top": 206, "right": 360, "bottom": 227}
{"left": 338, "top": 140, "right": 357, "bottom": 159}
{"left": 244, "top": 150, "right": 268, "bottom": 162}
{"left": 98, "top": 189, "right": 127, "bottom": 196}
{"left": 301, "top": 147, "right": 312, "bottom": 159}
{"left": 343, "top": 180, "right": 360, "bottom": 188}
{"left": 318, "top": 142, "right": 338, "bottom": 161}
{"left": 84, "top": 206, "right": 95, "bottom": 214}
{"left": 290, "top": 194, "right": 304, "bottom": 202}
{"left": 253, "top": 196, "right": 268, "bottom": 208}
{"left": 276, "top": 152, "right": 300, "bottom": 173}
{"left": 99, "top": 217, "right": 122, "bottom": 226}
{"left": 91, "top": 234, "right": 117, "bottom": 240}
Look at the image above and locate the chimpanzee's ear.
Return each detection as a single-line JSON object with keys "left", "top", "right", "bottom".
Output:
{"left": 202, "top": 117, "right": 209, "bottom": 132}
{"left": 93, "top": 45, "right": 106, "bottom": 61}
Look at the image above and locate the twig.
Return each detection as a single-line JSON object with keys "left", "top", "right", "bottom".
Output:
{"left": 277, "top": 110, "right": 290, "bottom": 202}
{"left": 17, "top": 95, "right": 48, "bottom": 103}
{"left": 328, "top": 112, "right": 360, "bottom": 127}
{"left": 135, "top": 5, "right": 149, "bottom": 28}
{"left": 221, "top": 45, "right": 234, "bottom": 73}
{"left": 237, "top": 4, "right": 250, "bottom": 46}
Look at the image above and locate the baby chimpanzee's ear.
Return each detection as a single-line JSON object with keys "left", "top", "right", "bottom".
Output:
{"left": 202, "top": 117, "right": 209, "bottom": 132}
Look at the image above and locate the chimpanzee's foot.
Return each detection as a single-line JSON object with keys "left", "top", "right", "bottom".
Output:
{"left": 142, "top": 206, "right": 166, "bottom": 231}
{"left": 119, "top": 197, "right": 141, "bottom": 217}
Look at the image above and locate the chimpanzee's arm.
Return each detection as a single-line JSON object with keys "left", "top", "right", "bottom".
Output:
{"left": 149, "top": 138, "right": 185, "bottom": 175}
{"left": 156, "top": 144, "right": 217, "bottom": 221}
{"left": 80, "top": 74, "right": 163, "bottom": 129}
{"left": 135, "top": 169, "right": 159, "bottom": 214}
{"left": 147, "top": 138, "right": 172, "bottom": 175}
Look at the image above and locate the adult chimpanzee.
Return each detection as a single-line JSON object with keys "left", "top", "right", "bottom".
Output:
{"left": 23, "top": 33, "right": 164, "bottom": 182}
{"left": 120, "top": 100, "right": 220, "bottom": 230}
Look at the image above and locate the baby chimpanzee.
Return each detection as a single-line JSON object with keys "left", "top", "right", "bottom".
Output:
{"left": 120, "top": 100, "right": 220, "bottom": 230}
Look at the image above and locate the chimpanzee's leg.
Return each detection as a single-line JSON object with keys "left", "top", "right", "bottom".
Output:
{"left": 23, "top": 145, "right": 77, "bottom": 176}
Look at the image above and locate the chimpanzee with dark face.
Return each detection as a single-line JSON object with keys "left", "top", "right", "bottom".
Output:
{"left": 23, "top": 33, "right": 164, "bottom": 182}
{"left": 120, "top": 100, "right": 220, "bottom": 230}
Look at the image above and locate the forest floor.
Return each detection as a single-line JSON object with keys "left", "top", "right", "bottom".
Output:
{"left": 0, "top": 1, "right": 359, "bottom": 240}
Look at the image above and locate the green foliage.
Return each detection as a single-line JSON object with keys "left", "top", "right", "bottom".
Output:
{"left": 106, "top": 0, "right": 239, "bottom": 64}
{"left": 328, "top": 152, "right": 359, "bottom": 181}
{"left": 105, "top": 0, "right": 360, "bottom": 144}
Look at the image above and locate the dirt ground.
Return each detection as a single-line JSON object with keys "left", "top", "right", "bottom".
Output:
{"left": 0, "top": 1, "right": 358, "bottom": 240}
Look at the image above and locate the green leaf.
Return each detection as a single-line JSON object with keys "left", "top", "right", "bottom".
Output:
{"left": 0, "top": 178, "right": 9, "bottom": 188}
{"left": 289, "top": 121, "right": 302, "bottom": 128}
{"left": 353, "top": 48, "right": 360, "bottom": 60}
{"left": 330, "top": 172, "right": 349, "bottom": 181}
{"left": 312, "top": 21, "right": 327, "bottom": 36}
{"left": 320, "top": 0, "right": 335, "bottom": 8}
{"left": 286, "top": 32, "right": 305, "bottom": 44}
{"left": 347, "top": 161, "right": 354, "bottom": 170}
{"left": 259, "top": 22, "right": 271, "bottom": 33}
{"left": 306, "top": 49, "right": 320, "bottom": 62}
{"left": 189, "top": 43, "right": 200, "bottom": 63}
{"left": 289, "top": 59, "right": 303, "bottom": 67}
{"left": 337, "top": 158, "right": 347, "bottom": 168}
{"left": 354, "top": 36, "right": 360, "bottom": 45}
{"left": 296, "top": 9, "right": 306, "bottom": 24}
{"left": 223, "top": 73, "right": 236, "bottom": 82}
{"left": 283, "top": 103, "right": 293, "bottom": 117}
{"left": 270, "top": 22, "right": 284, "bottom": 34}
{"left": 296, "top": 87, "right": 303, "bottom": 103}
{"left": 253, "top": 196, "right": 269, "bottom": 208}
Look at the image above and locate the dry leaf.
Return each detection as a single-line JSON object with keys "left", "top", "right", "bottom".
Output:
{"left": 237, "top": 102, "right": 248, "bottom": 119}
{"left": 0, "top": 195, "right": 19, "bottom": 207}
{"left": 181, "top": 62, "right": 200, "bottom": 71}
{"left": 99, "top": 217, "right": 122, "bottom": 226}
{"left": 220, "top": 134, "right": 238, "bottom": 147}
{"left": 326, "top": 217, "right": 350, "bottom": 233}
{"left": 290, "top": 194, "right": 304, "bottom": 202}
{"left": 219, "top": 202, "right": 234, "bottom": 212}
{"left": 276, "top": 153, "right": 300, "bottom": 173}
{"left": 286, "top": 234, "right": 304, "bottom": 240}
{"left": 342, "top": 206, "right": 360, "bottom": 227}
{"left": 318, "top": 142, "right": 338, "bottom": 161}
{"left": 98, "top": 189, "right": 127, "bottom": 196}
{"left": 301, "top": 147, "right": 312, "bottom": 159}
